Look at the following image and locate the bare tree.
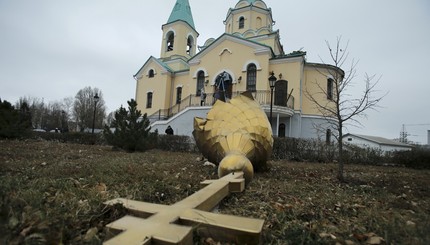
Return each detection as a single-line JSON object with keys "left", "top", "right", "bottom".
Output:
{"left": 16, "top": 96, "right": 46, "bottom": 129}
{"left": 305, "top": 37, "right": 386, "bottom": 181}
{"left": 73, "top": 86, "right": 106, "bottom": 132}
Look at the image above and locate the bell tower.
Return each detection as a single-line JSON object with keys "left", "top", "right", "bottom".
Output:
{"left": 224, "top": 0, "right": 274, "bottom": 38}
{"left": 160, "top": 0, "right": 199, "bottom": 60}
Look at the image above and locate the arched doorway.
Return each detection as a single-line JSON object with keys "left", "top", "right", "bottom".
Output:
{"left": 214, "top": 72, "right": 233, "bottom": 102}
{"left": 278, "top": 123, "right": 286, "bottom": 138}
{"left": 274, "top": 80, "right": 288, "bottom": 106}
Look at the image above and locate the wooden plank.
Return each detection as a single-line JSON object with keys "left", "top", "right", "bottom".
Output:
{"left": 179, "top": 209, "right": 264, "bottom": 244}
{"left": 176, "top": 172, "right": 244, "bottom": 211}
{"left": 105, "top": 215, "right": 193, "bottom": 245}
{"left": 104, "top": 198, "right": 167, "bottom": 218}
{"left": 103, "top": 172, "right": 261, "bottom": 245}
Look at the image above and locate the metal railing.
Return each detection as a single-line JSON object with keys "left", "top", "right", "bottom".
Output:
{"left": 148, "top": 90, "right": 294, "bottom": 122}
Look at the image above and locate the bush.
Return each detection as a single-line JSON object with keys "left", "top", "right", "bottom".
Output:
{"left": 0, "top": 99, "right": 32, "bottom": 139}
{"left": 30, "top": 131, "right": 102, "bottom": 145}
{"left": 342, "top": 143, "right": 386, "bottom": 165}
{"left": 390, "top": 147, "right": 430, "bottom": 169}
{"left": 272, "top": 137, "right": 336, "bottom": 163}
{"left": 157, "top": 134, "right": 199, "bottom": 152}
{"left": 103, "top": 99, "right": 157, "bottom": 152}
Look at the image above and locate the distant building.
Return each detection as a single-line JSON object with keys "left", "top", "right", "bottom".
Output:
{"left": 134, "top": 0, "right": 341, "bottom": 138}
{"left": 427, "top": 130, "right": 430, "bottom": 145}
{"left": 343, "top": 133, "right": 413, "bottom": 152}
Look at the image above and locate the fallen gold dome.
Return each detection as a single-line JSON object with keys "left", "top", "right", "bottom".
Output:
{"left": 193, "top": 91, "right": 274, "bottom": 184}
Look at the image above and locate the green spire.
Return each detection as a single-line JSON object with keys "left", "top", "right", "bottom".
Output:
{"left": 167, "top": 0, "right": 195, "bottom": 29}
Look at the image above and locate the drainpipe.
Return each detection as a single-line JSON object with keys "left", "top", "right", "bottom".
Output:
{"left": 133, "top": 75, "right": 138, "bottom": 101}
{"left": 298, "top": 57, "right": 305, "bottom": 138}
{"left": 169, "top": 74, "right": 175, "bottom": 117}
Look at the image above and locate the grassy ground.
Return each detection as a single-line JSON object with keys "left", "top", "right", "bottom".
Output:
{"left": 0, "top": 139, "right": 429, "bottom": 244}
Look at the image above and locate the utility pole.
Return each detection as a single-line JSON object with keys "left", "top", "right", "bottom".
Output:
{"left": 400, "top": 123, "right": 430, "bottom": 144}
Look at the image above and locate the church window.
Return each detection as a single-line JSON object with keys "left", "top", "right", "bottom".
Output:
{"left": 239, "top": 17, "right": 245, "bottom": 29}
{"left": 196, "top": 71, "right": 205, "bottom": 95}
{"left": 246, "top": 63, "right": 257, "bottom": 92}
{"left": 278, "top": 123, "right": 286, "bottom": 138}
{"left": 256, "top": 17, "right": 262, "bottom": 29}
{"left": 326, "top": 129, "right": 332, "bottom": 144}
{"left": 148, "top": 69, "right": 155, "bottom": 78}
{"left": 176, "top": 87, "right": 182, "bottom": 104}
{"left": 327, "top": 78, "right": 334, "bottom": 100}
{"left": 187, "top": 36, "right": 194, "bottom": 55}
{"left": 166, "top": 32, "right": 174, "bottom": 51}
{"left": 146, "top": 92, "right": 153, "bottom": 108}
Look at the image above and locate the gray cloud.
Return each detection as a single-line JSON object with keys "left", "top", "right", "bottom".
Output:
{"left": 1, "top": 0, "right": 429, "bottom": 143}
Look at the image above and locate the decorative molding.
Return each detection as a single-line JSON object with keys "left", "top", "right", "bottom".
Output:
{"left": 242, "top": 60, "right": 262, "bottom": 72}
{"left": 164, "top": 28, "right": 177, "bottom": 39}
{"left": 188, "top": 34, "right": 271, "bottom": 64}
{"left": 192, "top": 68, "right": 209, "bottom": 79}
{"left": 219, "top": 48, "right": 233, "bottom": 56}
{"left": 146, "top": 67, "right": 157, "bottom": 77}
{"left": 270, "top": 56, "right": 304, "bottom": 64}
{"left": 186, "top": 33, "right": 195, "bottom": 40}
{"left": 189, "top": 59, "right": 201, "bottom": 66}
{"left": 254, "top": 48, "right": 271, "bottom": 56}
{"left": 236, "top": 15, "right": 246, "bottom": 21}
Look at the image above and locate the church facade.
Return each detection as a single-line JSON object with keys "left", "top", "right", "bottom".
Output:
{"left": 133, "top": 0, "right": 340, "bottom": 139}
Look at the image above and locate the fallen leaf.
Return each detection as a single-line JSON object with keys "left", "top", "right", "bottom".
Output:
{"left": 204, "top": 237, "right": 217, "bottom": 245}
{"left": 345, "top": 240, "right": 356, "bottom": 245}
{"left": 406, "top": 220, "right": 416, "bottom": 226}
{"left": 273, "top": 202, "right": 285, "bottom": 211}
{"left": 367, "top": 236, "right": 384, "bottom": 244}
{"left": 95, "top": 183, "right": 107, "bottom": 192}
{"left": 353, "top": 233, "right": 366, "bottom": 242}
{"left": 319, "top": 232, "right": 336, "bottom": 239}
{"left": 83, "top": 227, "right": 98, "bottom": 242}
{"left": 8, "top": 216, "right": 20, "bottom": 230}
{"left": 25, "top": 233, "right": 46, "bottom": 244}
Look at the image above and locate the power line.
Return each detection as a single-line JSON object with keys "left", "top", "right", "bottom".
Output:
{"left": 400, "top": 123, "right": 430, "bottom": 143}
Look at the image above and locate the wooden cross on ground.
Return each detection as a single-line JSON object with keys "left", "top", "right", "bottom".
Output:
{"left": 103, "top": 172, "right": 264, "bottom": 245}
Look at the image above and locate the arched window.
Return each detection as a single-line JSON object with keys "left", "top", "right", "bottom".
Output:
{"left": 239, "top": 17, "right": 245, "bottom": 29}
{"left": 187, "top": 36, "right": 194, "bottom": 55}
{"left": 274, "top": 80, "right": 288, "bottom": 106}
{"left": 326, "top": 129, "right": 332, "bottom": 144}
{"left": 246, "top": 64, "right": 257, "bottom": 92}
{"left": 327, "top": 78, "right": 334, "bottom": 100}
{"left": 196, "top": 71, "right": 205, "bottom": 95}
{"left": 176, "top": 87, "right": 182, "bottom": 104}
{"left": 146, "top": 92, "right": 153, "bottom": 108}
{"left": 166, "top": 32, "right": 174, "bottom": 51}
{"left": 256, "top": 17, "right": 262, "bottom": 29}
{"left": 148, "top": 69, "right": 154, "bottom": 78}
{"left": 278, "top": 123, "right": 286, "bottom": 138}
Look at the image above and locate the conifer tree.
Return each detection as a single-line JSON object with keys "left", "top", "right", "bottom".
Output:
{"left": 103, "top": 99, "right": 157, "bottom": 152}
{"left": 0, "top": 99, "right": 32, "bottom": 138}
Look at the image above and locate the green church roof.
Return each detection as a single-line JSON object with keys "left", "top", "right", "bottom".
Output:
{"left": 167, "top": 0, "right": 195, "bottom": 29}
{"left": 239, "top": 0, "right": 260, "bottom": 4}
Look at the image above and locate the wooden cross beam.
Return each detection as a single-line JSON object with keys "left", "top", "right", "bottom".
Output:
{"left": 103, "top": 172, "right": 264, "bottom": 245}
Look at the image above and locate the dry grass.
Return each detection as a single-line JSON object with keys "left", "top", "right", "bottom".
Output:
{"left": 0, "top": 139, "right": 429, "bottom": 244}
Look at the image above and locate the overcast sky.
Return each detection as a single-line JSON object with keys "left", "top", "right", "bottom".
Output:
{"left": 1, "top": 0, "right": 429, "bottom": 144}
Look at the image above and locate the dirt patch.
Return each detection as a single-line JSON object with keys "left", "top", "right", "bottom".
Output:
{"left": 1, "top": 139, "right": 429, "bottom": 244}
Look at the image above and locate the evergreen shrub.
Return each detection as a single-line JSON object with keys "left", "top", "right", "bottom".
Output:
{"left": 103, "top": 99, "right": 157, "bottom": 152}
